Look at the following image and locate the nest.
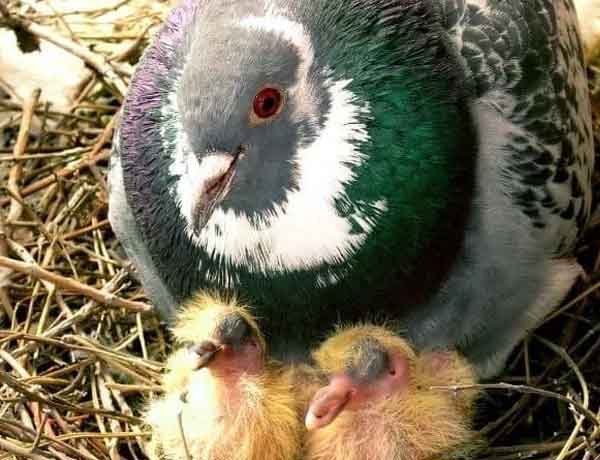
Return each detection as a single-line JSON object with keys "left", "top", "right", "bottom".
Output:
{"left": 0, "top": 2, "right": 599, "bottom": 459}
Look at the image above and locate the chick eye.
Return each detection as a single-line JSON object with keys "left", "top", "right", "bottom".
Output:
{"left": 253, "top": 87, "right": 283, "bottom": 119}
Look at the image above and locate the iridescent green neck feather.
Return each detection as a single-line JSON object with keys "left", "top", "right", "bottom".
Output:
{"left": 310, "top": 0, "right": 477, "bottom": 298}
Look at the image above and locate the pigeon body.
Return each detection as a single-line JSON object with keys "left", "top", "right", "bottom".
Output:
{"left": 110, "top": 0, "right": 594, "bottom": 376}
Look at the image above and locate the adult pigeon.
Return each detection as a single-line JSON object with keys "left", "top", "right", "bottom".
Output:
{"left": 109, "top": 0, "right": 594, "bottom": 377}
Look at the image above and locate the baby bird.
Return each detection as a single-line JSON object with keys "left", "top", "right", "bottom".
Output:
{"left": 305, "top": 325, "right": 479, "bottom": 460}
{"left": 144, "top": 293, "right": 303, "bottom": 460}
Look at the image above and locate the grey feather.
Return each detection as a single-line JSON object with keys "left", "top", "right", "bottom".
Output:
{"left": 109, "top": 0, "right": 594, "bottom": 377}
{"left": 108, "top": 130, "right": 177, "bottom": 315}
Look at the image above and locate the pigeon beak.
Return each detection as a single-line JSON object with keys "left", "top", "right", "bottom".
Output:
{"left": 193, "top": 146, "right": 245, "bottom": 229}
{"left": 305, "top": 374, "right": 355, "bottom": 430}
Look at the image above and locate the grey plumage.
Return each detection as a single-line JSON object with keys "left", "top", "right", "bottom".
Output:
{"left": 406, "top": 0, "right": 593, "bottom": 376}
{"left": 109, "top": 0, "right": 594, "bottom": 377}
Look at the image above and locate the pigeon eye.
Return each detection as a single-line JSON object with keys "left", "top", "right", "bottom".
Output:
{"left": 252, "top": 87, "right": 283, "bottom": 120}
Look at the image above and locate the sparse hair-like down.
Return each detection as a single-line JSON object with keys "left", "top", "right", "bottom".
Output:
{"left": 307, "top": 325, "right": 480, "bottom": 460}
{"left": 171, "top": 291, "right": 267, "bottom": 353}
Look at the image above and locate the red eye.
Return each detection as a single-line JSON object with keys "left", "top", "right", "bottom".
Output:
{"left": 253, "top": 87, "right": 283, "bottom": 119}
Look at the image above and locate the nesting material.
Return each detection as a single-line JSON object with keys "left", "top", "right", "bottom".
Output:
{"left": 0, "top": 2, "right": 598, "bottom": 460}
{"left": 0, "top": 30, "right": 88, "bottom": 122}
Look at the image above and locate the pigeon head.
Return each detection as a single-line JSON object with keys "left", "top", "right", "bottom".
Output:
{"left": 306, "top": 325, "right": 415, "bottom": 430}
{"left": 173, "top": 9, "right": 327, "bottom": 230}
{"left": 118, "top": 0, "right": 476, "bottom": 305}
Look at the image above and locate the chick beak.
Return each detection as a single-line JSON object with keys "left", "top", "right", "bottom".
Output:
{"left": 305, "top": 374, "right": 355, "bottom": 430}
{"left": 190, "top": 341, "right": 224, "bottom": 370}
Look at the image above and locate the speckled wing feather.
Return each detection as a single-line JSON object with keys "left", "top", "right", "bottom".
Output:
{"left": 440, "top": 0, "right": 594, "bottom": 254}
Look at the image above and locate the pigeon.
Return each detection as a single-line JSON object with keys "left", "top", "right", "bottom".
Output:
{"left": 109, "top": 0, "right": 594, "bottom": 377}
{"left": 304, "top": 325, "right": 479, "bottom": 460}
{"left": 144, "top": 293, "right": 305, "bottom": 460}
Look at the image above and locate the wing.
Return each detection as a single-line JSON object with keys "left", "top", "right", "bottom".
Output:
{"left": 108, "top": 125, "right": 177, "bottom": 317}
{"left": 439, "top": 0, "right": 594, "bottom": 254}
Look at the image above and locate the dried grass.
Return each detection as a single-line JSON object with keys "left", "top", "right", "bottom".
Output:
{"left": 0, "top": 1, "right": 599, "bottom": 459}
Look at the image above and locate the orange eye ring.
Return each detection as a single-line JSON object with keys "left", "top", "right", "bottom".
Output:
{"left": 252, "top": 87, "right": 283, "bottom": 120}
